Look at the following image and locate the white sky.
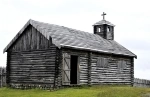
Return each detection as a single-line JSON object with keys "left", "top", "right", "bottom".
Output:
{"left": 0, "top": 0, "right": 150, "bottom": 79}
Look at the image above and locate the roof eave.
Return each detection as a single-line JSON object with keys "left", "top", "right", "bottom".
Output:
{"left": 92, "top": 23, "right": 115, "bottom": 27}
{"left": 60, "top": 45, "right": 137, "bottom": 58}
{"left": 3, "top": 19, "right": 32, "bottom": 53}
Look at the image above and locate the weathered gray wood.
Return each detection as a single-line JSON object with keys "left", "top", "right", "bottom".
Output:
{"left": 77, "top": 56, "right": 80, "bottom": 85}
{"left": 56, "top": 49, "right": 62, "bottom": 87}
{"left": 8, "top": 25, "right": 52, "bottom": 52}
{"left": 62, "top": 48, "right": 134, "bottom": 86}
{"left": 90, "top": 53, "right": 133, "bottom": 85}
{"left": 0, "top": 67, "right": 6, "bottom": 87}
{"left": 62, "top": 48, "right": 89, "bottom": 85}
{"left": 131, "top": 58, "right": 134, "bottom": 86}
{"left": 88, "top": 52, "right": 91, "bottom": 85}
{"left": 6, "top": 52, "right": 10, "bottom": 86}
{"left": 8, "top": 47, "right": 57, "bottom": 88}
{"left": 3, "top": 19, "right": 136, "bottom": 90}
{"left": 134, "top": 78, "right": 150, "bottom": 88}
{"left": 62, "top": 53, "right": 70, "bottom": 85}
{"left": 4, "top": 23, "right": 135, "bottom": 88}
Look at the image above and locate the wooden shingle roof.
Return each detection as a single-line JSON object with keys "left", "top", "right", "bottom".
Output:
{"left": 3, "top": 19, "right": 136, "bottom": 58}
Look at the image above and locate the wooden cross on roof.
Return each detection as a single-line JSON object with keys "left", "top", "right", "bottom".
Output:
{"left": 101, "top": 12, "right": 106, "bottom": 20}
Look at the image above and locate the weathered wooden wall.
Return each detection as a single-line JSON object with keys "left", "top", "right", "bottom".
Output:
{"left": 5, "top": 24, "right": 134, "bottom": 88}
{"left": 61, "top": 48, "right": 133, "bottom": 86}
{"left": 7, "top": 48, "right": 57, "bottom": 88}
{"left": 6, "top": 24, "right": 58, "bottom": 89}
{"left": 94, "top": 25, "right": 114, "bottom": 40}
{"left": 8, "top": 25, "right": 52, "bottom": 52}
{"left": 53, "top": 48, "right": 61, "bottom": 88}
{"left": 0, "top": 67, "right": 6, "bottom": 87}
{"left": 91, "top": 53, "right": 133, "bottom": 85}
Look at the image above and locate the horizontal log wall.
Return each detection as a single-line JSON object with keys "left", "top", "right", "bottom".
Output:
{"left": 8, "top": 47, "right": 57, "bottom": 88}
{"left": 62, "top": 48, "right": 89, "bottom": 85}
{"left": 91, "top": 53, "right": 133, "bottom": 85}
{"left": 61, "top": 48, "right": 133, "bottom": 86}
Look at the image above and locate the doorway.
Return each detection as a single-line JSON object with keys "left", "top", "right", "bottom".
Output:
{"left": 70, "top": 55, "right": 78, "bottom": 84}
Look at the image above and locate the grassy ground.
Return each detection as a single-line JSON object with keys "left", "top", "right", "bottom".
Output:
{"left": 0, "top": 85, "right": 150, "bottom": 97}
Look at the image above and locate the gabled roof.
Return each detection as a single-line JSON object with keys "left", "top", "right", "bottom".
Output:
{"left": 3, "top": 19, "right": 136, "bottom": 58}
{"left": 93, "top": 20, "right": 115, "bottom": 26}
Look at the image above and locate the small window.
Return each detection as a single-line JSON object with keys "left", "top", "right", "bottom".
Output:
{"left": 97, "top": 27, "right": 101, "bottom": 32}
{"left": 97, "top": 57, "right": 102, "bottom": 67}
{"left": 107, "top": 27, "right": 110, "bottom": 32}
{"left": 118, "top": 60, "right": 126, "bottom": 70}
{"left": 97, "top": 57, "right": 108, "bottom": 68}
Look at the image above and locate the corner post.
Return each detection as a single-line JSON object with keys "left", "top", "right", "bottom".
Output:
{"left": 6, "top": 52, "right": 10, "bottom": 87}
{"left": 88, "top": 52, "right": 92, "bottom": 85}
{"left": 131, "top": 58, "right": 134, "bottom": 86}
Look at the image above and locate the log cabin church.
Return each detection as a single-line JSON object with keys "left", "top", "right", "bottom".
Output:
{"left": 3, "top": 13, "right": 137, "bottom": 89}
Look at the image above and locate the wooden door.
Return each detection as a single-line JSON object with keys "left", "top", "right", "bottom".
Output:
{"left": 62, "top": 53, "right": 70, "bottom": 85}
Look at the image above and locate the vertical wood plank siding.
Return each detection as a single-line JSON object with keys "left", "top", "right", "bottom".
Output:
{"left": 91, "top": 53, "right": 133, "bottom": 85}
{"left": 134, "top": 78, "right": 150, "bottom": 87}
{"left": 8, "top": 48, "right": 57, "bottom": 88}
{"left": 8, "top": 25, "right": 52, "bottom": 52}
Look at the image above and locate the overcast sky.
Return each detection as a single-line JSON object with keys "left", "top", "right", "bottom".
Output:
{"left": 0, "top": 0, "right": 150, "bottom": 80}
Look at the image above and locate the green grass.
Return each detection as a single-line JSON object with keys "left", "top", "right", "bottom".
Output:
{"left": 0, "top": 85, "right": 150, "bottom": 97}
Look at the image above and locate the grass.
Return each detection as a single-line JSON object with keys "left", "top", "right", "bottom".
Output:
{"left": 0, "top": 85, "right": 150, "bottom": 97}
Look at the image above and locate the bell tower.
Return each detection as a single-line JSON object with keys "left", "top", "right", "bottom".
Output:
{"left": 93, "top": 12, "right": 115, "bottom": 40}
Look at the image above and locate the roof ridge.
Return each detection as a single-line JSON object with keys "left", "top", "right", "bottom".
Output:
{"left": 30, "top": 19, "right": 105, "bottom": 41}
{"left": 3, "top": 19, "right": 136, "bottom": 58}
{"left": 30, "top": 19, "right": 95, "bottom": 35}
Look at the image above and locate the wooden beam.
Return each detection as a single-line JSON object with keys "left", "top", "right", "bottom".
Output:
{"left": 88, "top": 52, "right": 91, "bottom": 85}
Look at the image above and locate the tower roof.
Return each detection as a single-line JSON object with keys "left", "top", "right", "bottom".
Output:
{"left": 93, "top": 20, "right": 115, "bottom": 26}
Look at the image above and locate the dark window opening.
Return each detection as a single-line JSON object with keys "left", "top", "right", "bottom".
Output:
{"left": 70, "top": 55, "right": 78, "bottom": 84}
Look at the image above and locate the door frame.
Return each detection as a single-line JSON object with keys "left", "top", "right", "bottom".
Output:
{"left": 70, "top": 54, "right": 80, "bottom": 85}
{"left": 62, "top": 53, "right": 80, "bottom": 85}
